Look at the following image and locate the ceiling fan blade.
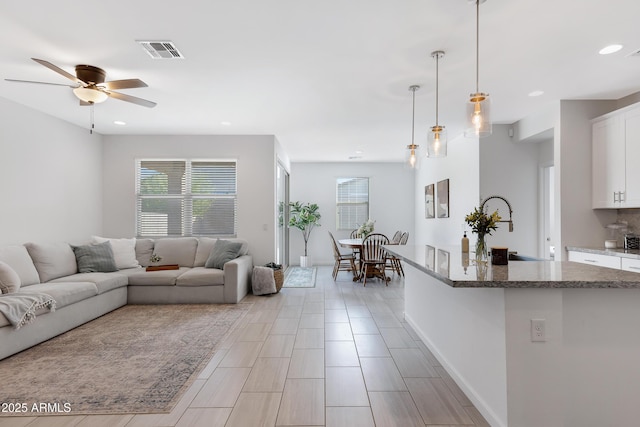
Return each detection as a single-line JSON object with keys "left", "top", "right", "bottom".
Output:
{"left": 4, "top": 78, "right": 78, "bottom": 88}
{"left": 106, "top": 90, "right": 157, "bottom": 108}
{"left": 101, "top": 79, "right": 148, "bottom": 90}
{"left": 31, "top": 58, "right": 84, "bottom": 85}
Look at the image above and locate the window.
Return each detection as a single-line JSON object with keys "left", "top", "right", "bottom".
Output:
{"left": 136, "top": 159, "right": 237, "bottom": 237}
{"left": 336, "top": 177, "right": 369, "bottom": 230}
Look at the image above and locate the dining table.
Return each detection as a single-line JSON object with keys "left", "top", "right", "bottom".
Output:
{"left": 338, "top": 237, "right": 397, "bottom": 281}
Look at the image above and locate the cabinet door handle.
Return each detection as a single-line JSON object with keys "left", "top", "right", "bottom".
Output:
{"left": 614, "top": 191, "right": 619, "bottom": 203}
{"left": 627, "top": 266, "right": 640, "bottom": 270}
{"left": 621, "top": 191, "right": 626, "bottom": 202}
{"left": 584, "top": 259, "right": 598, "bottom": 263}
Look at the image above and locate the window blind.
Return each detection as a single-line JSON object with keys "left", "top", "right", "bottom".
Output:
{"left": 136, "top": 159, "right": 237, "bottom": 237}
{"left": 336, "top": 177, "right": 369, "bottom": 230}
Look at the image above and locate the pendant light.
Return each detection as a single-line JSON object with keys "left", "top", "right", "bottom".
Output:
{"left": 465, "top": 0, "right": 492, "bottom": 138}
{"left": 406, "top": 85, "right": 421, "bottom": 169}
{"left": 428, "top": 51, "right": 447, "bottom": 157}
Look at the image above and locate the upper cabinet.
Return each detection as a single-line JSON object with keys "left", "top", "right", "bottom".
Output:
{"left": 592, "top": 104, "right": 640, "bottom": 209}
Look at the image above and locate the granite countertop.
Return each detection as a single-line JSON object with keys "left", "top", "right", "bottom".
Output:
{"left": 384, "top": 244, "right": 640, "bottom": 289}
{"left": 566, "top": 246, "right": 640, "bottom": 260}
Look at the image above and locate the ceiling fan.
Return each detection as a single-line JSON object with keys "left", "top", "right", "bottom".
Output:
{"left": 5, "top": 58, "right": 156, "bottom": 108}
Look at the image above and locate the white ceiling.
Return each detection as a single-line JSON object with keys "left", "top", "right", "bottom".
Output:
{"left": 1, "top": 0, "right": 639, "bottom": 162}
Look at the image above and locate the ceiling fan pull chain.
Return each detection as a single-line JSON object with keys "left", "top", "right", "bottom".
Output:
{"left": 90, "top": 103, "right": 94, "bottom": 134}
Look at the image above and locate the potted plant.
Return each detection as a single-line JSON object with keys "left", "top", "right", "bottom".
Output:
{"left": 288, "top": 201, "right": 321, "bottom": 267}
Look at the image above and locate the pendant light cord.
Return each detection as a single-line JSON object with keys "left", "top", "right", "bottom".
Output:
{"left": 476, "top": 0, "right": 480, "bottom": 93}
{"left": 411, "top": 86, "right": 416, "bottom": 146}
{"left": 435, "top": 54, "right": 439, "bottom": 126}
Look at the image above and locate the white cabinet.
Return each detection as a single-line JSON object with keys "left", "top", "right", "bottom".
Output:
{"left": 592, "top": 104, "right": 640, "bottom": 208}
{"left": 621, "top": 257, "right": 640, "bottom": 273}
{"left": 568, "top": 251, "right": 621, "bottom": 269}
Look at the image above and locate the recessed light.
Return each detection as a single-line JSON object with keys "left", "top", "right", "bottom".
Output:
{"left": 528, "top": 90, "right": 544, "bottom": 97}
{"left": 355, "top": 150, "right": 364, "bottom": 154}
{"left": 220, "top": 121, "right": 231, "bottom": 126}
{"left": 599, "top": 44, "right": 623, "bottom": 55}
{"left": 113, "top": 120, "right": 126, "bottom": 125}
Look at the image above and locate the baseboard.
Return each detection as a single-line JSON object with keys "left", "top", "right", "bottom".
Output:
{"left": 405, "top": 313, "right": 506, "bottom": 427}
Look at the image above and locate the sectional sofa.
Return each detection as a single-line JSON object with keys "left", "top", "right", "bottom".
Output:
{"left": 0, "top": 236, "right": 253, "bottom": 360}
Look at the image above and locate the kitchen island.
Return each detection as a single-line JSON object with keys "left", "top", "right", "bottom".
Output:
{"left": 385, "top": 244, "right": 640, "bottom": 427}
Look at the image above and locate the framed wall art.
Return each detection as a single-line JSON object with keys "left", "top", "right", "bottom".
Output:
{"left": 425, "top": 184, "right": 435, "bottom": 219}
{"left": 437, "top": 178, "right": 449, "bottom": 218}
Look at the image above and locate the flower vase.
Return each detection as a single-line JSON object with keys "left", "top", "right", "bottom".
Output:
{"left": 474, "top": 233, "right": 488, "bottom": 266}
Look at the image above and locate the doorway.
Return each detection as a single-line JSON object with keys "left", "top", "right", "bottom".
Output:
{"left": 276, "top": 162, "right": 290, "bottom": 267}
{"left": 540, "top": 164, "right": 555, "bottom": 259}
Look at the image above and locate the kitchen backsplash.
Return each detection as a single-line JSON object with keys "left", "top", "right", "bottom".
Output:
{"left": 617, "top": 209, "right": 640, "bottom": 234}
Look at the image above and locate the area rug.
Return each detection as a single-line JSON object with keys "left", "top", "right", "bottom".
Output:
{"left": 0, "top": 303, "right": 250, "bottom": 415}
{"left": 283, "top": 266, "right": 317, "bottom": 288}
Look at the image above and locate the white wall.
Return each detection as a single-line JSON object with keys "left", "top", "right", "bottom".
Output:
{"left": 480, "top": 125, "right": 543, "bottom": 257}
{"left": 556, "top": 100, "right": 618, "bottom": 259}
{"left": 0, "top": 97, "right": 103, "bottom": 245}
{"left": 289, "top": 162, "right": 414, "bottom": 266}
{"left": 101, "top": 135, "right": 277, "bottom": 265}
{"left": 415, "top": 133, "right": 480, "bottom": 247}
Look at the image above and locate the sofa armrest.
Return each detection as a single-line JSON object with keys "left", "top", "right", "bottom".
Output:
{"left": 223, "top": 254, "right": 253, "bottom": 303}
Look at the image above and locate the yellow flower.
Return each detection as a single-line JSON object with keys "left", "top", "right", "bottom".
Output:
{"left": 465, "top": 206, "right": 501, "bottom": 235}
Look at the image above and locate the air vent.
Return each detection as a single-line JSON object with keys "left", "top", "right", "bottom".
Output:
{"left": 137, "top": 40, "right": 184, "bottom": 59}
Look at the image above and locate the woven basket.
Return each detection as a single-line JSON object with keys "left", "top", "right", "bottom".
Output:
{"left": 273, "top": 269, "right": 284, "bottom": 292}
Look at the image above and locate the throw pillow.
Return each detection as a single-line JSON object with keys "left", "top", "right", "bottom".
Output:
{"left": 91, "top": 236, "right": 140, "bottom": 269}
{"left": 0, "top": 261, "right": 21, "bottom": 294}
{"left": 205, "top": 240, "right": 243, "bottom": 269}
{"left": 72, "top": 241, "right": 118, "bottom": 273}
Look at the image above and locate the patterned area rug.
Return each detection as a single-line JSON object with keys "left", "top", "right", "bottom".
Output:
{"left": 283, "top": 267, "right": 317, "bottom": 288}
{"left": 0, "top": 304, "right": 250, "bottom": 415}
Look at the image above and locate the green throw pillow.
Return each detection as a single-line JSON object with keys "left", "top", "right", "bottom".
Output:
{"left": 205, "top": 240, "right": 243, "bottom": 269}
{"left": 72, "top": 241, "right": 118, "bottom": 273}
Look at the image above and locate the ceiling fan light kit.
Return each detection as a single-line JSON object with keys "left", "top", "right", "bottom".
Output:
{"left": 73, "top": 87, "right": 108, "bottom": 104}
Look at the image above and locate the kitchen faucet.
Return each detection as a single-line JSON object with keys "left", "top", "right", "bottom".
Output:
{"left": 480, "top": 195, "right": 514, "bottom": 232}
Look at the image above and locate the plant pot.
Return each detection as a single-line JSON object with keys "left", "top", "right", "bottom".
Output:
{"left": 300, "top": 255, "right": 309, "bottom": 268}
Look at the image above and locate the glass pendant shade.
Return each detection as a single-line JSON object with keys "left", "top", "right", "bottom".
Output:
{"left": 464, "top": 92, "right": 491, "bottom": 138}
{"left": 427, "top": 125, "right": 447, "bottom": 157}
{"left": 405, "top": 144, "right": 421, "bottom": 169}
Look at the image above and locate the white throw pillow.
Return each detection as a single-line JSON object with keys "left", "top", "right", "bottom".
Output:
{"left": 0, "top": 261, "right": 21, "bottom": 294}
{"left": 91, "top": 236, "right": 140, "bottom": 270}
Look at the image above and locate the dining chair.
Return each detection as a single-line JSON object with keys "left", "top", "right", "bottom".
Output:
{"left": 387, "top": 231, "right": 409, "bottom": 276}
{"left": 391, "top": 230, "right": 403, "bottom": 244}
{"left": 360, "top": 233, "right": 390, "bottom": 286}
{"left": 328, "top": 231, "right": 356, "bottom": 280}
{"left": 349, "top": 228, "right": 363, "bottom": 260}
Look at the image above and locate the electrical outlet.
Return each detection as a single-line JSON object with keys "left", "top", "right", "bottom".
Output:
{"left": 531, "top": 319, "right": 546, "bottom": 342}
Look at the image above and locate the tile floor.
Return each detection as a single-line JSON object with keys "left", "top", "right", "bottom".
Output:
{"left": 0, "top": 266, "right": 490, "bottom": 427}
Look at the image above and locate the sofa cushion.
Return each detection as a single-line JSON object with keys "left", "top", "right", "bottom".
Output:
{"left": 0, "top": 246, "right": 41, "bottom": 286}
{"left": 91, "top": 236, "right": 140, "bottom": 269}
{"left": 135, "top": 239, "right": 155, "bottom": 267}
{"left": 49, "top": 272, "right": 129, "bottom": 294}
{"left": 22, "top": 282, "right": 98, "bottom": 309}
{"left": 151, "top": 238, "right": 198, "bottom": 267}
{"left": 194, "top": 238, "right": 249, "bottom": 267}
{"left": 205, "top": 240, "right": 243, "bottom": 269}
{"left": 0, "top": 261, "right": 21, "bottom": 294}
{"left": 24, "top": 242, "right": 77, "bottom": 283}
{"left": 126, "top": 268, "right": 189, "bottom": 286}
{"left": 72, "top": 241, "right": 118, "bottom": 273}
{"left": 176, "top": 267, "right": 225, "bottom": 286}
